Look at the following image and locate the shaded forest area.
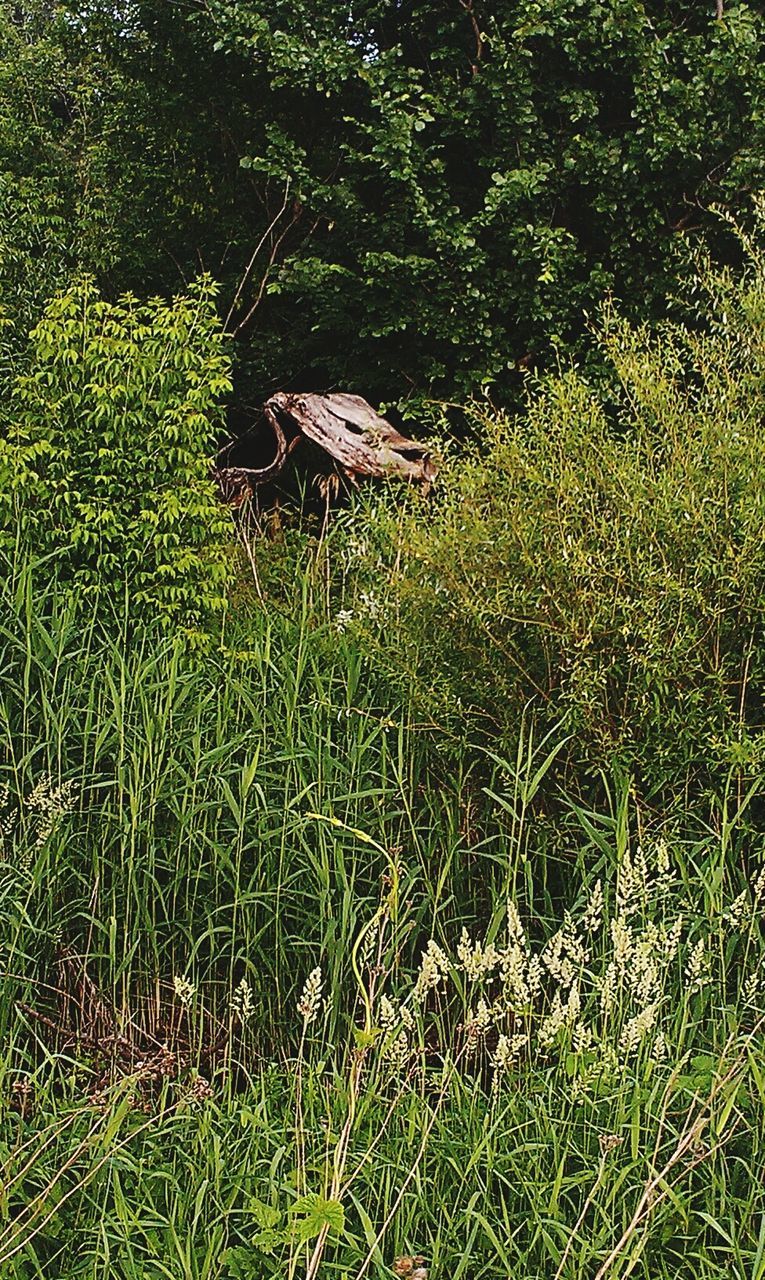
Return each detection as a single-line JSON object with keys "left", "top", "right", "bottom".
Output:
{"left": 3, "top": 0, "right": 764, "bottom": 409}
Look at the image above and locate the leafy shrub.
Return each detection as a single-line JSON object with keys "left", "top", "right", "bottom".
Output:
{"left": 0, "top": 276, "right": 233, "bottom": 631}
{"left": 339, "top": 207, "right": 765, "bottom": 793}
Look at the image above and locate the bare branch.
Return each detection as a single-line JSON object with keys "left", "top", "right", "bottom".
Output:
{"left": 224, "top": 179, "right": 292, "bottom": 332}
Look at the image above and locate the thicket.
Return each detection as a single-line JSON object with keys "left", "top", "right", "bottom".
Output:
{"left": 334, "top": 209, "right": 765, "bottom": 795}
{"left": 0, "top": 277, "right": 233, "bottom": 631}
{"left": 1, "top": 5, "right": 765, "bottom": 1277}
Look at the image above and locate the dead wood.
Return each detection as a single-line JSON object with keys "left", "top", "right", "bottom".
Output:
{"left": 267, "top": 391, "right": 435, "bottom": 486}
{"left": 214, "top": 403, "right": 289, "bottom": 505}
{"left": 215, "top": 391, "right": 435, "bottom": 504}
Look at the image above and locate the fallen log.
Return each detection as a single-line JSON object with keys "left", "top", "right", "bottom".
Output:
{"left": 215, "top": 391, "right": 435, "bottom": 503}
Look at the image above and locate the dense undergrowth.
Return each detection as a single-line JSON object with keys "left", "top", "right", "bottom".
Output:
{"left": 328, "top": 205, "right": 765, "bottom": 798}
{"left": 1, "top": 188, "right": 765, "bottom": 1277}
{"left": 0, "top": 551, "right": 764, "bottom": 1278}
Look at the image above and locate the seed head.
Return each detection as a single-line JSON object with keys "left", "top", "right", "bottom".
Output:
{"left": 173, "top": 975, "right": 196, "bottom": 1007}
{"left": 582, "top": 879, "right": 604, "bottom": 933}
{"left": 231, "top": 977, "right": 255, "bottom": 1024}
{"left": 684, "top": 938, "right": 710, "bottom": 993}
{"left": 297, "top": 966, "right": 324, "bottom": 1024}
{"left": 412, "top": 940, "right": 449, "bottom": 1004}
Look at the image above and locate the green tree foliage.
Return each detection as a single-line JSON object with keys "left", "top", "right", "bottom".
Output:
{"left": 0, "top": 277, "right": 234, "bottom": 631}
{"left": 2, "top": 0, "right": 763, "bottom": 407}
{"left": 204, "top": 0, "right": 765, "bottom": 404}
{"left": 0, "top": 3, "right": 86, "bottom": 359}
{"left": 339, "top": 208, "right": 765, "bottom": 793}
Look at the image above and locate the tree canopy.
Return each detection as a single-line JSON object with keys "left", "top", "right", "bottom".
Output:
{"left": 2, "top": 0, "right": 764, "bottom": 408}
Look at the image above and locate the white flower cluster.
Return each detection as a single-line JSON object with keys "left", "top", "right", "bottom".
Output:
{"left": 369, "top": 831, "right": 763, "bottom": 1097}
{"left": 412, "top": 940, "right": 449, "bottom": 1004}
{"left": 26, "top": 775, "right": 76, "bottom": 853}
{"left": 0, "top": 782, "right": 15, "bottom": 859}
{"left": 173, "top": 974, "right": 196, "bottom": 1007}
{"left": 379, "top": 993, "right": 415, "bottom": 1068}
{"left": 297, "top": 966, "right": 324, "bottom": 1024}
{"left": 231, "top": 977, "right": 255, "bottom": 1024}
{"left": 457, "top": 928, "right": 501, "bottom": 982}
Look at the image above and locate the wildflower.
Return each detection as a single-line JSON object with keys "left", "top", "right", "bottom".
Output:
{"left": 628, "top": 937, "right": 660, "bottom": 1005}
{"left": 542, "top": 929, "right": 567, "bottom": 983}
{"left": 651, "top": 1031, "right": 668, "bottom": 1063}
{"left": 0, "top": 783, "right": 15, "bottom": 861}
{"left": 380, "top": 993, "right": 413, "bottom": 1031}
{"left": 634, "top": 958, "right": 660, "bottom": 1007}
{"left": 572, "top": 1021, "right": 593, "bottom": 1053}
{"left": 464, "top": 996, "right": 494, "bottom": 1049}
{"left": 492, "top": 1032, "right": 525, "bottom": 1085}
{"left": 543, "top": 920, "right": 586, "bottom": 987}
{"left": 334, "top": 608, "right": 354, "bottom": 632}
{"left": 562, "top": 914, "right": 588, "bottom": 967}
{"left": 526, "top": 954, "right": 543, "bottom": 999}
{"left": 597, "top": 1043, "right": 619, "bottom": 1080}
{"left": 752, "top": 865, "right": 765, "bottom": 905}
{"left": 617, "top": 848, "right": 646, "bottom": 920}
{"left": 610, "top": 917, "right": 633, "bottom": 972}
{"left": 359, "top": 918, "right": 380, "bottom": 972}
{"left": 231, "top": 977, "right": 255, "bottom": 1024}
{"left": 173, "top": 975, "right": 196, "bottom": 1007}
{"left": 26, "top": 776, "right": 76, "bottom": 849}
{"left": 618, "top": 1004, "right": 657, "bottom": 1059}
{"left": 599, "top": 962, "right": 617, "bottom": 1014}
{"left": 412, "top": 940, "right": 449, "bottom": 1004}
{"left": 661, "top": 915, "right": 683, "bottom": 961}
{"left": 539, "top": 987, "right": 580, "bottom": 1048}
{"left": 501, "top": 941, "right": 530, "bottom": 1010}
{"left": 379, "top": 994, "right": 397, "bottom": 1031}
{"left": 724, "top": 889, "right": 750, "bottom": 931}
{"left": 506, "top": 900, "right": 528, "bottom": 952}
{"left": 378, "top": 995, "right": 413, "bottom": 1068}
{"left": 653, "top": 837, "right": 675, "bottom": 893}
{"left": 297, "top": 966, "right": 324, "bottom": 1024}
{"left": 743, "top": 964, "right": 762, "bottom": 1006}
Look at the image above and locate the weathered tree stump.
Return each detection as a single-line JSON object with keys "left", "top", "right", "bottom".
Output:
{"left": 215, "top": 391, "right": 434, "bottom": 505}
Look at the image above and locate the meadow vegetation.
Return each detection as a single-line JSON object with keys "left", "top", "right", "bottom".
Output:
{"left": 0, "top": 214, "right": 764, "bottom": 1277}
{"left": 1, "top": 3, "right": 765, "bottom": 1276}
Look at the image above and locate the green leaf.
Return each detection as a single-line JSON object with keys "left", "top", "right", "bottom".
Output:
{"left": 289, "top": 1194, "right": 345, "bottom": 1244}
{"left": 248, "top": 1198, "right": 281, "bottom": 1230}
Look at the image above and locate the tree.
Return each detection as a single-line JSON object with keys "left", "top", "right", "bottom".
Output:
{"left": 1, "top": 0, "right": 764, "bottom": 410}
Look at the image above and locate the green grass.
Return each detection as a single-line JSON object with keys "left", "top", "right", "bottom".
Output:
{"left": 0, "top": 551, "right": 763, "bottom": 1279}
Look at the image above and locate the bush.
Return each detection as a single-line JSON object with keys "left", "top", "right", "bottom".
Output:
{"left": 339, "top": 205, "right": 765, "bottom": 793}
{"left": 0, "top": 276, "right": 234, "bottom": 631}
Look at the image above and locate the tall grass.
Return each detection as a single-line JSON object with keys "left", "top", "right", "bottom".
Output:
{"left": 0, "top": 553, "right": 431, "bottom": 1041}
{"left": 0, "top": 548, "right": 763, "bottom": 1278}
